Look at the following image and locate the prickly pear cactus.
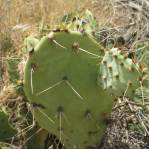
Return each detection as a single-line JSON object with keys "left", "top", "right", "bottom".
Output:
{"left": 133, "top": 86, "right": 149, "bottom": 103}
{"left": 62, "top": 10, "right": 97, "bottom": 36}
{"left": 0, "top": 111, "right": 16, "bottom": 142}
{"left": 23, "top": 36, "right": 39, "bottom": 53}
{"left": 6, "top": 36, "right": 39, "bottom": 84}
{"left": 134, "top": 40, "right": 149, "bottom": 67}
{"left": 98, "top": 48, "right": 141, "bottom": 97}
{"left": 27, "top": 128, "right": 49, "bottom": 149}
{"left": 133, "top": 68, "right": 149, "bottom": 103}
{"left": 24, "top": 31, "right": 113, "bottom": 148}
{"left": 6, "top": 58, "right": 19, "bottom": 83}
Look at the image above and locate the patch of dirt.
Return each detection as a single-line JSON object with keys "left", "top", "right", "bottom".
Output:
{"left": 101, "top": 98, "right": 149, "bottom": 149}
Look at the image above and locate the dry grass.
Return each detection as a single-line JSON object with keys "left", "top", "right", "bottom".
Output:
{"left": 0, "top": 0, "right": 115, "bottom": 91}
{"left": 0, "top": 0, "right": 92, "bottom": 53}
{"left": 0, "top": 0, "right": 114, "bottom": 26}
{"left": 0, "top": 0, "right": 129, "bottom": 60}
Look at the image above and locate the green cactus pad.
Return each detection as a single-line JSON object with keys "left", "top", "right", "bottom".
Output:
{"left": 98, "top": 48, "right": 141, "bottom": 97}
{"left": 23, "top": 36, "right": 39, "bottom": 53}
{"left": 134, "top": 40, "right": 149, "bottom": 67}
{"left": 0, "top": 111, "right": 16, "bottom": 142}
{"left": 24, "top": 31, "right": 112, "bottom": 148}
{"left": 133, "top": 86, "right": 149, "bottom": 103}
{"left": 6, "top": 58, "right": 19, "bottom": 83}
{"left": 133, "top": 68, "right": 149, "bottom": 103}
{"left": 27, "top": 128, "right": 49, "bottom": 149}
{"left": 62, "top": 10, "right": 97, "bottom": 36}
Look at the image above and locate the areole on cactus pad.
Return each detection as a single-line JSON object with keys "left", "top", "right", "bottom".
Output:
{"left": 24, "top": 30, "right": 113, "bottom": 148}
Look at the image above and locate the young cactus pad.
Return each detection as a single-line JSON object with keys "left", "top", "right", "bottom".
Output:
{"left": 24, "top": 31, "right": 113, "bottom": 148}
{"left": 23, "top": 36, "right": 39, "bottom": 53}
{"left": 134, "top": 40, "right": 149, "bottom": 67}
{"left": 62, "top": 10, "right": 97, "bottom": 36}
{"left": 6, "top": 58, "right": 19, "bottom": 83}
{"left": 98, "top": 48, "right": 141, "bottom": 97}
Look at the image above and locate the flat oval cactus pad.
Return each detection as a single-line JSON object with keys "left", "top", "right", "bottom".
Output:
{"left": 24, "top": 31, "right": 112, "bottom": 148}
